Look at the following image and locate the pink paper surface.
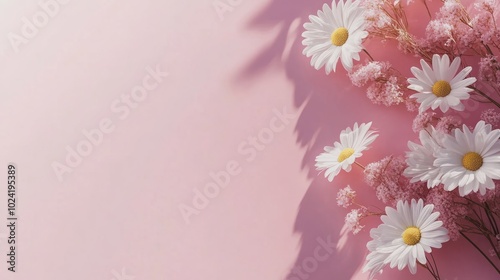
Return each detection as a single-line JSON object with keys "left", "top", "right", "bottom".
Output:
{"left": 0, "top": 0, "right": 497, "bottom": 279}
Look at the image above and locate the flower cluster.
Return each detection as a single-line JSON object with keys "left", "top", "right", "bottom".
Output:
{"left": 349, "top": 61, "right": 407, "bottom": 106}
{"left": 304, "top": 0, "right": 500, "bottom": 279}
{"left": 407, "top": 121, "right": 500, "bottom": 196}
{"left": 365, "top": 155, "right": 426, "bottom": 205}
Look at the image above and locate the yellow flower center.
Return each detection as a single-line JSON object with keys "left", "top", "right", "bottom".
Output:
{"left": 331, "top": 27, "right": 349, "bottom": 46}
{"left": 337, "top": 148, "right": 355, "bottom": 162}
{"left": 402, "top": 226, "right": 421, "bottom": 246}
{"left": 462, "top": 152, "right": 483, "bottom": 171}
{"left": 432, "top": 80, "right": 452, "bottom": 97}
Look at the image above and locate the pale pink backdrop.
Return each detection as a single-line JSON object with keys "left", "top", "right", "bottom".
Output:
{"left": 0, "top": 0, "right": 496, "bottom": 280}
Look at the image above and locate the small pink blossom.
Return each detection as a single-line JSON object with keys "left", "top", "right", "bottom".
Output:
{"left": 349, "top": 61, "right": 406, "bottom": 106}
{"left": 481, "top": 108, "right": 500, "bottom": 128}
{"left": 349, "top": 61, "right": 390, "bottom": 87}
{"left": 479, "top": 56, "right": 500, "bottom": 89}
{"left": 476, "top": 182, "right": 500, "bottom": 213}
{"left": 345, "top": 208, "right": 366, "bottom": 235}
{"left": 470, "top": 0, "right": 500, "bottom": 46}
{"left": 405, "top": 98, "right": 420, "bottom": 112}
{"left": 426, "top": 19, "right": 455, "bottom": 47}
{"left": 425, "top": 187, "right": 467, "bottom": 241}
{"left": 422, "top": 0, "right": 473, "bottom": 55}
{"left": 489, "top": 233, "right": 500, "bottom": 257}
{"left": 412, "top": 112, "right": 436, "bottom": 132}
{"left": 436, "top": 115, "right": 462, "bottom": 133}
{"left": 337, "top": 185, "right": 356, "bottom": 208}
{"left": 366, "top": 76, "right": 405, "bottom": 106}
{"left": 361, "top": 0, "right": 392, "bottom": 32}
{"left": 365, "top": 156, "right": 426, "bottom": 205}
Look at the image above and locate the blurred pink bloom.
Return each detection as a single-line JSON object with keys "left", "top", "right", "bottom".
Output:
{"left": 481, "top": 109, "right": 500, "bottom": 128}
{"left": 337, "top": 185, "right": 356, "bottom": 208}
{"left": 365, "top": 156, "right": 426, "bottom": 205}
{"left": 436, "top": 115, "right": 462, "bottom": 133}
{"left": 425, "top": 187, "right": 467, "bottom": 241}
{"left": 412, "top": 112, "right": 436, "bottom": 132}
{"left": 345, "top": 208, "right": 366, "bottom": 234}
{"left": 349, "top": 61, "right": 406, "bottom": 106}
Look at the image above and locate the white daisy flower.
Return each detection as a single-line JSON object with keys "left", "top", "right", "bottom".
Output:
{"left": 371, "top": 199, "right": 449, "bottom": 275}
{"left": 435, "top": 121, "right": 500, "bottom": 196}
{"left": 362, "top": 227, "right": 389, "bottom": 279}
{"left": 302, "top": 0, "right": 368, "bottom": 73}
{"left": 408, "top": 54, "right": 476, "bottom": 113}
{"left": 315, "top": 122, "right": 378, "bottom": 182}
{"left": 403, "top": 127, "right": 445, "bottom": 188}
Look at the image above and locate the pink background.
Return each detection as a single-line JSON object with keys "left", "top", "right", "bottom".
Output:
{"left": 0, "top": 0, "right": 496, "bottom": 279}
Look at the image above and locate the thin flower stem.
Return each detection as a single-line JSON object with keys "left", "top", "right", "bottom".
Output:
{"left": 463, "top": 198, "right": 500, "bottom": 218}
{"left": 427, "top": 262, "right": 437, "bottom": 278}
{"left": 464, "top": 214, "right": 495, "bottom": 240}
{"left": 484, "top": 43, "right": 495, "bottom": 57}
{"left": 484, "top": 206, "right": 498, "bottom": 235}
{"left": 420, "top": 261, "right": 440, "bottom": 280}
{"left": 464, "top": 197, "right": 488, "bottom": 210}
{"left": 354, "top": 161, "right": 365, "bottom": 169}
{"left": 422, "top": 0, "right": 432, "bottom": 19}
{"left": 484, "top": 203, "right": 499, "bottom": 234}
{"left": 482, "top": 229, "right": 500, "bottom": 260}
{"left": 460, "top": 231, "right": 500, "bottom": 274}
{"left": 469, "top": 86, "right": 500, "bottom": 108}
{"left": 352, "top": 201, "right": 367, "bottom": 209}
{"left": 362, "top": 49, "right": 374, "bottom": 61}
{"left": 430, "top": 253, "right": 440, "bottom": 279}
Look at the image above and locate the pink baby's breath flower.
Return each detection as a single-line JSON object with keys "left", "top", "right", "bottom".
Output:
{"left": 345, "top": 208, "right": 365, "bottom": 234}
{"left": 436, "top": 115, "right": 462, "bottom": 133}
{"left": 349, "top": 61, "right": 406, "bottom": 106}
{"left": 481, "top": 109, "right": 500, "bottom": 127}
{"left": 405, "top": 98, "right": 420, "bottom": 112}
{"left": 476, "top": 182, "right": 500, "bottom": 213}
{"left": 365, "top": 156, "right": 426, "bottom": 205}
{"left": 442, "top": 0, "right": 466, "bottom": 19}
{"left": 412, "top": 112, "right": 436, "bottom": 132}
{"left": 477, "top": 181, "right": 500, "bottom": 213}
{"left": 361, "top": 0, "right": 392, "bottom": 32}
{"left": 422, "top": 0, "right": 474, "bottom": 55}
{"left": 471, "top": 0, "right": 500, "bottom": 46}
{"left": 489, "top": 231, "right": 500, "bottom": 257}
{"left": 489, "top": 248, "right": 498, "bottom": 257}
{"left": 477, "top": 187, "right": 498, "bottom": 203}
{"left": 426, "top": 187, "right": 467, "bottom": 241}
{"left": 479, "top": 56, "right": 500, "bottom": 89}
{"left": 459, "top": 29, "right": 479, "bottom": 52}
{"left": 367, "top": 76, "right": 405, "bottom": 106}
{"left": 425, "top": 19, "right": 455, "bottom": 47}
{"left": 349, "top": 61, "right": 390, "bottom": 87}
{"left": 337, "top": 185, "right": 356, "bottom": 208}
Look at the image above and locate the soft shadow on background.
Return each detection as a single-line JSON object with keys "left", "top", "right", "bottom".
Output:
{"left": 233, "top": 0, "right": 495, "bottom": 279}
{"left": 236, "top": 1, "right": 414, "bottom": 279}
